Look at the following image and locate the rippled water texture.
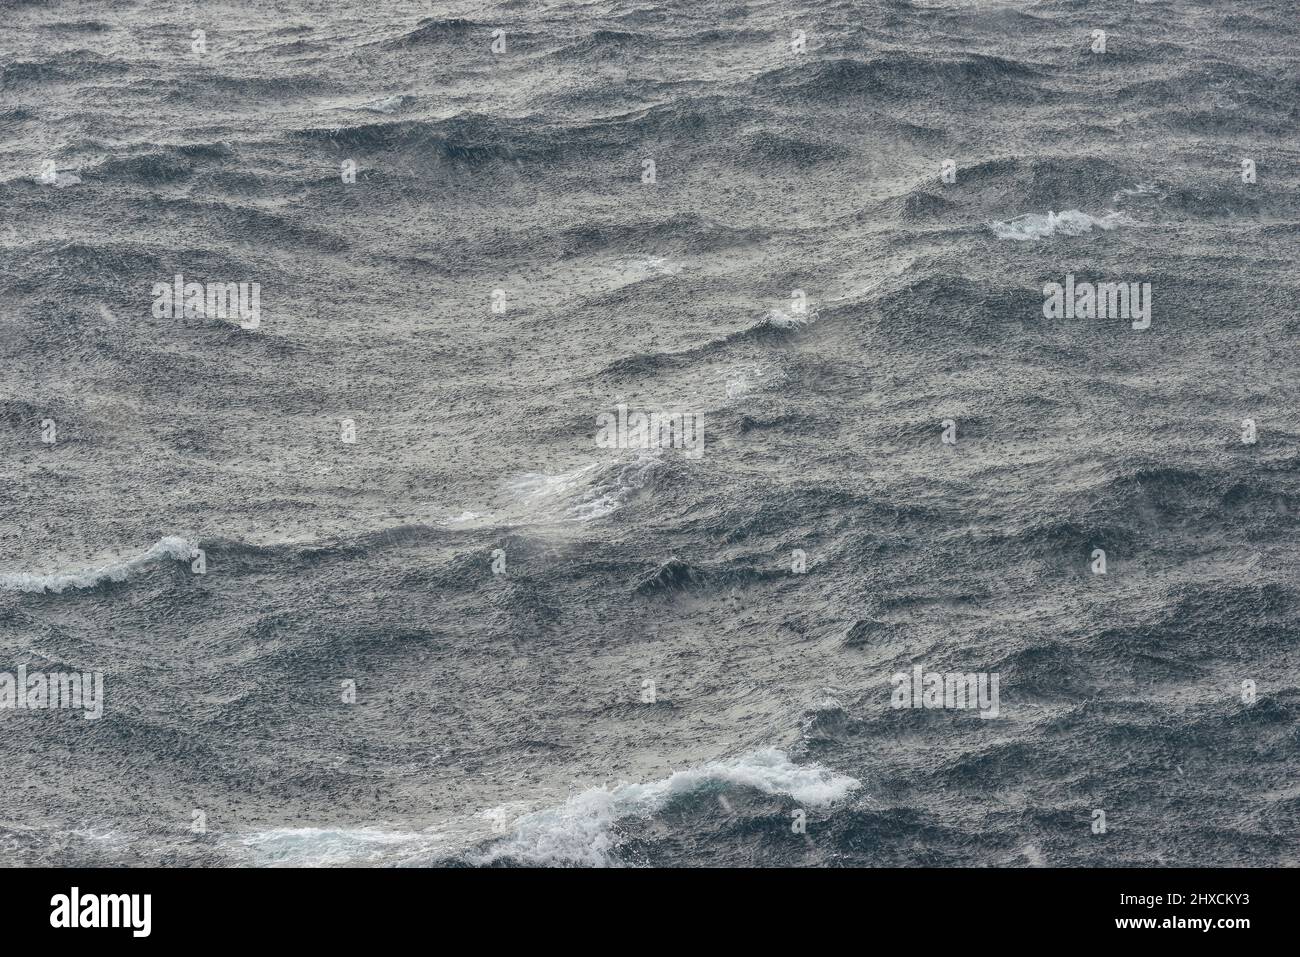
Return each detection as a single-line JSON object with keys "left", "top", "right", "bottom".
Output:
{"left": 1, "top": 0, "right": 1299, "bottom": 866}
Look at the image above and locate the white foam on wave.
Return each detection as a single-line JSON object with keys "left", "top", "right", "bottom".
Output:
{"left": 239, "top": 827, "right": 434, "bottom": 866}
{"left": 989, "top": 209, "right": 1133, "bottom": 241}
{"left": 230, "top": 750, "right": 859, "bottom": 867}
{"left": 0, "top": 536, "right": 194, "bottom": 593}
{"left": 362, "top": 94, "right": 406, "bottom": 114}
{"left": 1115, "top": 182, "right": 1159, "bottom": 200}
{"left": 509, "top": 452, "right": 661, "bottom": 523}
{"left": 607, "top": 255, "right": 684, "bottom": 285}
{"left": 237, "top": 811, "right": 516, "bottom": 867}
{"left": 34, "top": 171, "right": 82, "bottom": 188}
{"left": 475, "top": 748, "right": 861, "bottom": 867}
{"left": 762, "top": 307, "right": 812, "bottom": 329}
{"left": 510, "top": 462, "right": 602, "bottom": 502}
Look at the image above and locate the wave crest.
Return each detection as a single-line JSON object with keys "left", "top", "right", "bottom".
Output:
{"left": 989, "top": 209, "right": 1134, "bottom": 240}
{"left": 476, "top": 749, "right": 861, "bottom": 866}
{"left": 0, "top": 536, "right": 195, "bottom": 593}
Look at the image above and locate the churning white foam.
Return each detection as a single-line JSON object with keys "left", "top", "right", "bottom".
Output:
{"left": 509, "top": 453, "right": 660, "bottom": 522}
{"left": 362, "top": 94, "right": 405, "bottom": 114}
{"left": 762, "top": 307, "right": 813, "bottom": 329}
{"left": 231, "top": 750, "right": 859, "bottom": 867}
{"left": 36, "top": 171, "right": 82, "bottom": 188}
{"left": 239, "top": 827, "right": 433, "bottom": 866}
{"left": 0, "top": 536, "right": 194, "bottom": 593}
{"left": 989, "top": 209, "right": 1133, "bottom": 241}
{"left": 1115, "top": 182, "right": 1159, "bottom": 200}
{"left": 475, "top": 748, "right": 861, "bottom": 867}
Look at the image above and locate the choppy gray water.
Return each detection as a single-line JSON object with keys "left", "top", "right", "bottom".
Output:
{"left": 1, "top": 0, "right": 1299, "bottom": 866}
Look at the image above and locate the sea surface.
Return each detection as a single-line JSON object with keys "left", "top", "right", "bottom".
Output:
{"left": 1, "top": 0, "right": 1298, "bottom": 866}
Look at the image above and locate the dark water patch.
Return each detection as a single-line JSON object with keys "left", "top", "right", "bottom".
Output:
{"left": 754, "top": 53, "right": 1050, "bottom": 103}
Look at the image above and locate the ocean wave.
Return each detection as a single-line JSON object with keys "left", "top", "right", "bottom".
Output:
{"left": 892, "top": 189, "right": 958, "bottom": 222}
{"left": 542, "top": 29, "right": 662, "bottom": 62}
{"left": 93, "top": 152, "right": 196, "bottom": 185}
{"left": 31, "top": 170, "right": 81, "bottom": 189}
{"left": 239, "top": 827, "right": 435, "bottom": 867}
{"left": 754, "top": 53, "right": 1046, "bottom": 103}
{"left": 595, "top": 314, "right": 796, "bottom": 380}
{"left": 1223, "top": 12, "right": 1298, "bottom": 35}
{"left": 1, "top": 57, "right": 126, "bottom": 88}
{"left": 988, "top": 209, "right": 1134, "bottom": 240}
{"left": 296, "top": 115, "right": 531, "bottom": 167}
{"left": 938, "top": 156, "right": 1136, "bottom": 214}
{"left": 474, "top": 749, "right": 861, "bottom": 866}
{"left": 554, "top": 212, "right": 764, "bottom": 259}
{"left": 761, "top": 307, "right": 814, "bottom": 329}
{"left": 735, "top": 131, "right": 848, "bottom": 169}
{"left": 509, "top": 452, "right": 664, "bottom": 522}
{"left": 1118, "top": 60, "right": 1286, "bottom": 109}
{"left": 37, "top": 20, "right": 111, "bottom": 34}
{"left": 0, "top": 536, "right": 194, "bottom": 593}
{"left": 230, "top": 751, "right": 859, "bottom": 868}
{"left": 577, "top": 96, "right": 758, "bottom": 143}
{"left": 386, "top": 17, "right": 484, "bottom": 47}
{"left": 169, "top": 71, "right": 333, "bottom": 101}
{"left": 873, "top": 273, "right": 1040, "bottom": 332}
{"left": 632, "top": 557, "right": 709, "bottom": 595}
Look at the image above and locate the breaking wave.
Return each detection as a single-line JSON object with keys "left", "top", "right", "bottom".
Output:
{"left": 474, "top": 749, "right": 861, "bottom": 867}
{"left": 227, "top": 750, "right": 859, "bottom": 868}
{"left": 239, "top": 827, "right": 435, "bottom": 867}
{"left": 508, "top": 452, "right": 666, "bottom": 523}
{"left": 989, "top": 209, "right": 1135, "bottom": 240}
{"left": 0, "top": 536, "right": 194, "bottom": 593}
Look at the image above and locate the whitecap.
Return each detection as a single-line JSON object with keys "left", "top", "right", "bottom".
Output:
{"left": 362, "top": 95, "right": 405, "bottom": 114}
{"left": 231, "top": 750, "right": 858, "bottom": 867}
{"left": 34, "top": 171, "right": 82, "bottom": 188}
{"left": 763, "top": 307, "right": 813, "bottom": 328}
{"left": 509, "top": 453, "right": 661, "bottom": 523}
{"left": 1115, "top": 182, "right": 1159, "bottom": 199}
{"left": 989, "top": 209, "right": 1133, "bottom": 241}
{"left": 0, "top": 536, "right": 195, "bottom": 593}
{"left": 239, "top": 827, "right": 432, "bottom": 866}
{"left": 474, "top": 748, "right": 861, "bottom": 867}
